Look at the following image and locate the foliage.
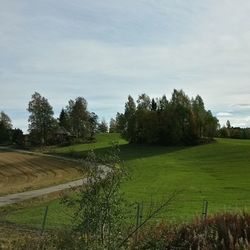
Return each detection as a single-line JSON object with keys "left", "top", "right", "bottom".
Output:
{"left": 98, "top": 119, "right": 109, "bottom": 133}
{"left": 109, "top": 118, "right": 117, "bottom": 133}
{"left": 63, "top": 97, "right": 98, "bottom": 141}
{"left": 133, "top": 212, "right": 250, "bottom": 250}
{"left": 116, "top": 89, "right": 218, "bottom": 145}
{"left": 27, "top": 94, "right": 99, "bottom": 146}
{"left": 0, "top": 111, "right": 12, "bottom": 144}
{"left": 27, "top": 92, "right": 56, "bottom": 145}
{"left": 58, "top": 108, "right": 70, "bottom": 131}
{"left": 61, "top": 147, "right": 129, "bottom": 249}
{"left": 7, "top": 136, "right": 250, "bottom": 228}
{"left": 10, "top": 230, "right": 81, "bottom": 250}
{"left": 11, "top": 128, "right": 25, "bottom": 146}
{"left": 218, "top": 122, "right": 250, "bottom": 139}
{"left": 88, "top": 112, "right": 99, "bottom": 138}
{"left": 10, "top": 212, "right": 250, "bottom": 249}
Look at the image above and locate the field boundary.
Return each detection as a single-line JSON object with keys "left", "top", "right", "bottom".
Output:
{"left": 0, "top": 164, "right": 109, "bottom": 207}
{"left": 0, "top": 146, "right": 81, "bottom": 163}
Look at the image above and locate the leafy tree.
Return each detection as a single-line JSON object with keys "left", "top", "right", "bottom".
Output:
{"left": 115, "top": 112, "right": 126, "bottom": 133}
{"left": 27, "top": 92, "right": 55, "bottom": 145}
{"left": 0, "top": 111, "right": 12, "bottom": 143}
{"left": 0, "top": 111, "right": 12, "bottom": 129}
{"left": 11, "top": 128, "right": 24, "bottom": 146}
{"left": 98, "top": 119, "right": 108, "bottom": 133}
{"left": 226, "top": 120, "right": 231, "bottom": 137}
{"left": 67, "top": 97, "right": 89, "bottom": 139}
{"left": 59, "top": 108, "right": 70, "bottom": 131}
{"left": 158, "top": 95, "right": 168, "bottom": 111}
{"left": 204, "top": 110, "right": 219, "bottom": 139}
{"left": 137, "top": 109, "right": 159, "bottom": 144}
{"left": 218, "top": 126, "right": 229, "bottom": 138}
{"left": 137, "top": 94, "right": 151, "bottom": 110}
{"left": 192, "top": 95, "right": 206, "bottom": 138}
{"left": 123, "top": 95, "right": 137, "bottom": 141}
{"left": 109, "top": 118, "right": 117, "bottom": 133}
{"left": 118, "top": 90, "right": 218, "bottom": 146}
{"left": 88, "top": 112, "right": 99, "bottom": 138}
{"left": 151, "top": 98, "right": 157, "bottom": 111}
{"left": 168, "top": 89, "right": 193, "bottom": 144}
{"left": 62, "top": 148, "right": 127, "bottom": 249}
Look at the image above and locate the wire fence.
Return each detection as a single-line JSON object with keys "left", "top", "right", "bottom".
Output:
{"left": 36, "top": 200, "right": 249, "bottom": 234}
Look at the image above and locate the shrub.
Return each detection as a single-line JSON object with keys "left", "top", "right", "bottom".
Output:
{"left": 134, "top": 212, "right": 250, "bottom": 250}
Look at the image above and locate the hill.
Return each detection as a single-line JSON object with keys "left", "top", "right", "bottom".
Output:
{"left": 5, "top": 134, "right": 250, "bottom": 227}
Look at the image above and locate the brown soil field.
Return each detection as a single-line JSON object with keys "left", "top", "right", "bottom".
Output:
{"left": 0, "top": 150, "right": 83, "bottom": 195}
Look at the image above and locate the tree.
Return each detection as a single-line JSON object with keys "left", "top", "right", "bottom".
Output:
{"left": 98, "top": 119, "right": 108, "bottom": 133}
{"left": 123, "top": 95, "right": 136, "bottom": 141}
{"left": 67, "top": 97, "right": 89, "bottom": 139}
{"left": 168, "top": 89, "right": 193, "bottom": 145}
{"left": 59, "top": 108, "right": 70, "bottom": 131}
{"left": 118, "top": 90, "right": 218, "bottom": 146}
{"left": 0, "top": 111, "right": 12, "bottom": 144}
{"left": 151, "top": 98, "right": 157, "bottom": 111}
{"left": 192, "top": 95, "right": 206, "bottom": 138}
{"left": 0, "top": 111, "right": 12, "bottom": 129}
{"left": 109, "top": 118, "right": 117, "bottom": 133}
{"left": 11, "top": 128, "right": 24, "bottom": 146}
{"left": 137, "top": 94, "right": 151, "bottom": 110}
{"left": 27, "top": 92, "right": 55, "bottom": 145}
{"left": 115, "top": 112, "right": 126, "bottom": 133}
{"left": 158, "top": 95, "right": 168, "bottom": 110}
{"left": 62, "top": 148, "right": 127, "bottom": 249}
{"left": 204, "top": 111, "right": 219, "bottom": 139}
{"left": 88, "top": 112, "right": 99, "bottom": 139}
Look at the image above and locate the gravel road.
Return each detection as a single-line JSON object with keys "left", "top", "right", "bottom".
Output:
{"left": 0, "top": 147, "right": 110, "bottom": 207}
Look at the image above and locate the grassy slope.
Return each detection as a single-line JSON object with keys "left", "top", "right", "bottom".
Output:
{"left": 5, "top": 134, "right": 250, "bottom": 227}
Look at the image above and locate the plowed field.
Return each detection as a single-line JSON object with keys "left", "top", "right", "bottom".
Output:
{"left": 0, "top": 150, "right": 83, "bottom": 195}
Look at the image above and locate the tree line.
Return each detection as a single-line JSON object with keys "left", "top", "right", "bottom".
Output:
{"left": 0, "top": 111, "right": 24, "bottom": 145}
{"left": 0, "top": 92, "right": 108, "bottom": 146}
{"left": 28, "top": 92, "right": 109, "bottom": 146}
{"left": 218, "top": 120, "right": 250, "bottom": 139}
{"left": 1, "top": 89, "right": 219, "bottom": 147}
{"left": 110, "top": 89, "right": 219, "bottom": 145}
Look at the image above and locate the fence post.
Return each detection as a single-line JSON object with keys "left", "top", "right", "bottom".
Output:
{"left": 139, "top": 202, "right": 144, "bottom": 225}
{"left": 202, "top": 200, "right": 208, "bottom": 220}
{"left": 135, "top": 202, "right": 141, "bottom": 243}
{"left": 41, "top": 205, "right": 49, "bottom": 235}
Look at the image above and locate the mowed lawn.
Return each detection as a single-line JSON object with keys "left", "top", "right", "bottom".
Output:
{"left": 0, "top": 150, "right": 83, "bottom": 195}
{"left": 5, "top": 134, "right": 250, "bottom": 227}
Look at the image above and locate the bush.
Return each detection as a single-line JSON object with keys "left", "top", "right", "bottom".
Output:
{"left": 133, "top": 212, "right": 250, "bottom": 249}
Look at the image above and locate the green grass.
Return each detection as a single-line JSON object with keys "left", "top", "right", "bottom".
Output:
{"left": 48, "top": 132, "right": 128, "bottom": 157}
{"left": 5, "top": 134, "right": 250, "bottom": 228}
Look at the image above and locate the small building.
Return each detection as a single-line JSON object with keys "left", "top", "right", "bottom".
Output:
{"left": 54, "top": 127, "right": 74, "bottom": 144}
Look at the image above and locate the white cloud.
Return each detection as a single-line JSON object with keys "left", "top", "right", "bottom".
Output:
{"left": 216, "top": 112, "right": 233, "bottom": 117}
{"left": 1, "top": 1, "right": 250, "bottom": 130}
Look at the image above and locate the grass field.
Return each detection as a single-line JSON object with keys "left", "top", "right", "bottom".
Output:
{"left": 4, "top": 133, "right": 250, "bottom": 228}
{"left": 0, "top": 150, "right": 83, "bottom": 195}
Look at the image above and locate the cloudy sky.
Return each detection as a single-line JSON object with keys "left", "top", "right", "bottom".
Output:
{"left": 1, "top": 0, "right": 250, "bottom": 131}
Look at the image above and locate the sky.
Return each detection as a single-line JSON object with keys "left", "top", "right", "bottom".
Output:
{"left": 1, "top": 0, "right": 250, "bottom": 132}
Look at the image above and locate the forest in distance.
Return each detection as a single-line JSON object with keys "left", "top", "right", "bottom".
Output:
{"left": 0, "top": 89, "right": 249, "bottom": 148}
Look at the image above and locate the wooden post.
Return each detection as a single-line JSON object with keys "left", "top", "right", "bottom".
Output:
{"left": 41, "top": 206, "right": 49, "bottom": 235}
{"left": 202, "top": 200, "right": 208, "bottom": 220}
{"left": 135, "top": 202, "right": 140, "bottom": 243}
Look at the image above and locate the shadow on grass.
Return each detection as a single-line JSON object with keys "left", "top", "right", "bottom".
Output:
{"left": 49, "top": 143, "right": 187, "bottom": 162}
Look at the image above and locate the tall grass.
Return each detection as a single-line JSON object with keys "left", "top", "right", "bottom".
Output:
{"left": 9, "top": 212, "right": 250, "bottom": 249}
{"left": 134, "top": 212, "right": 250, "bottom": 249}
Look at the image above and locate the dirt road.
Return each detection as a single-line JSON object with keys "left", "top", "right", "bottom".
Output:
{"left": 0, "top": 164, "right": 109, "bottom": 207}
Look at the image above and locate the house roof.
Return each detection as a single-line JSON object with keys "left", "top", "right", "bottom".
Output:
{"left": 56, "top": 127, "right": 72, "bottom": 136}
